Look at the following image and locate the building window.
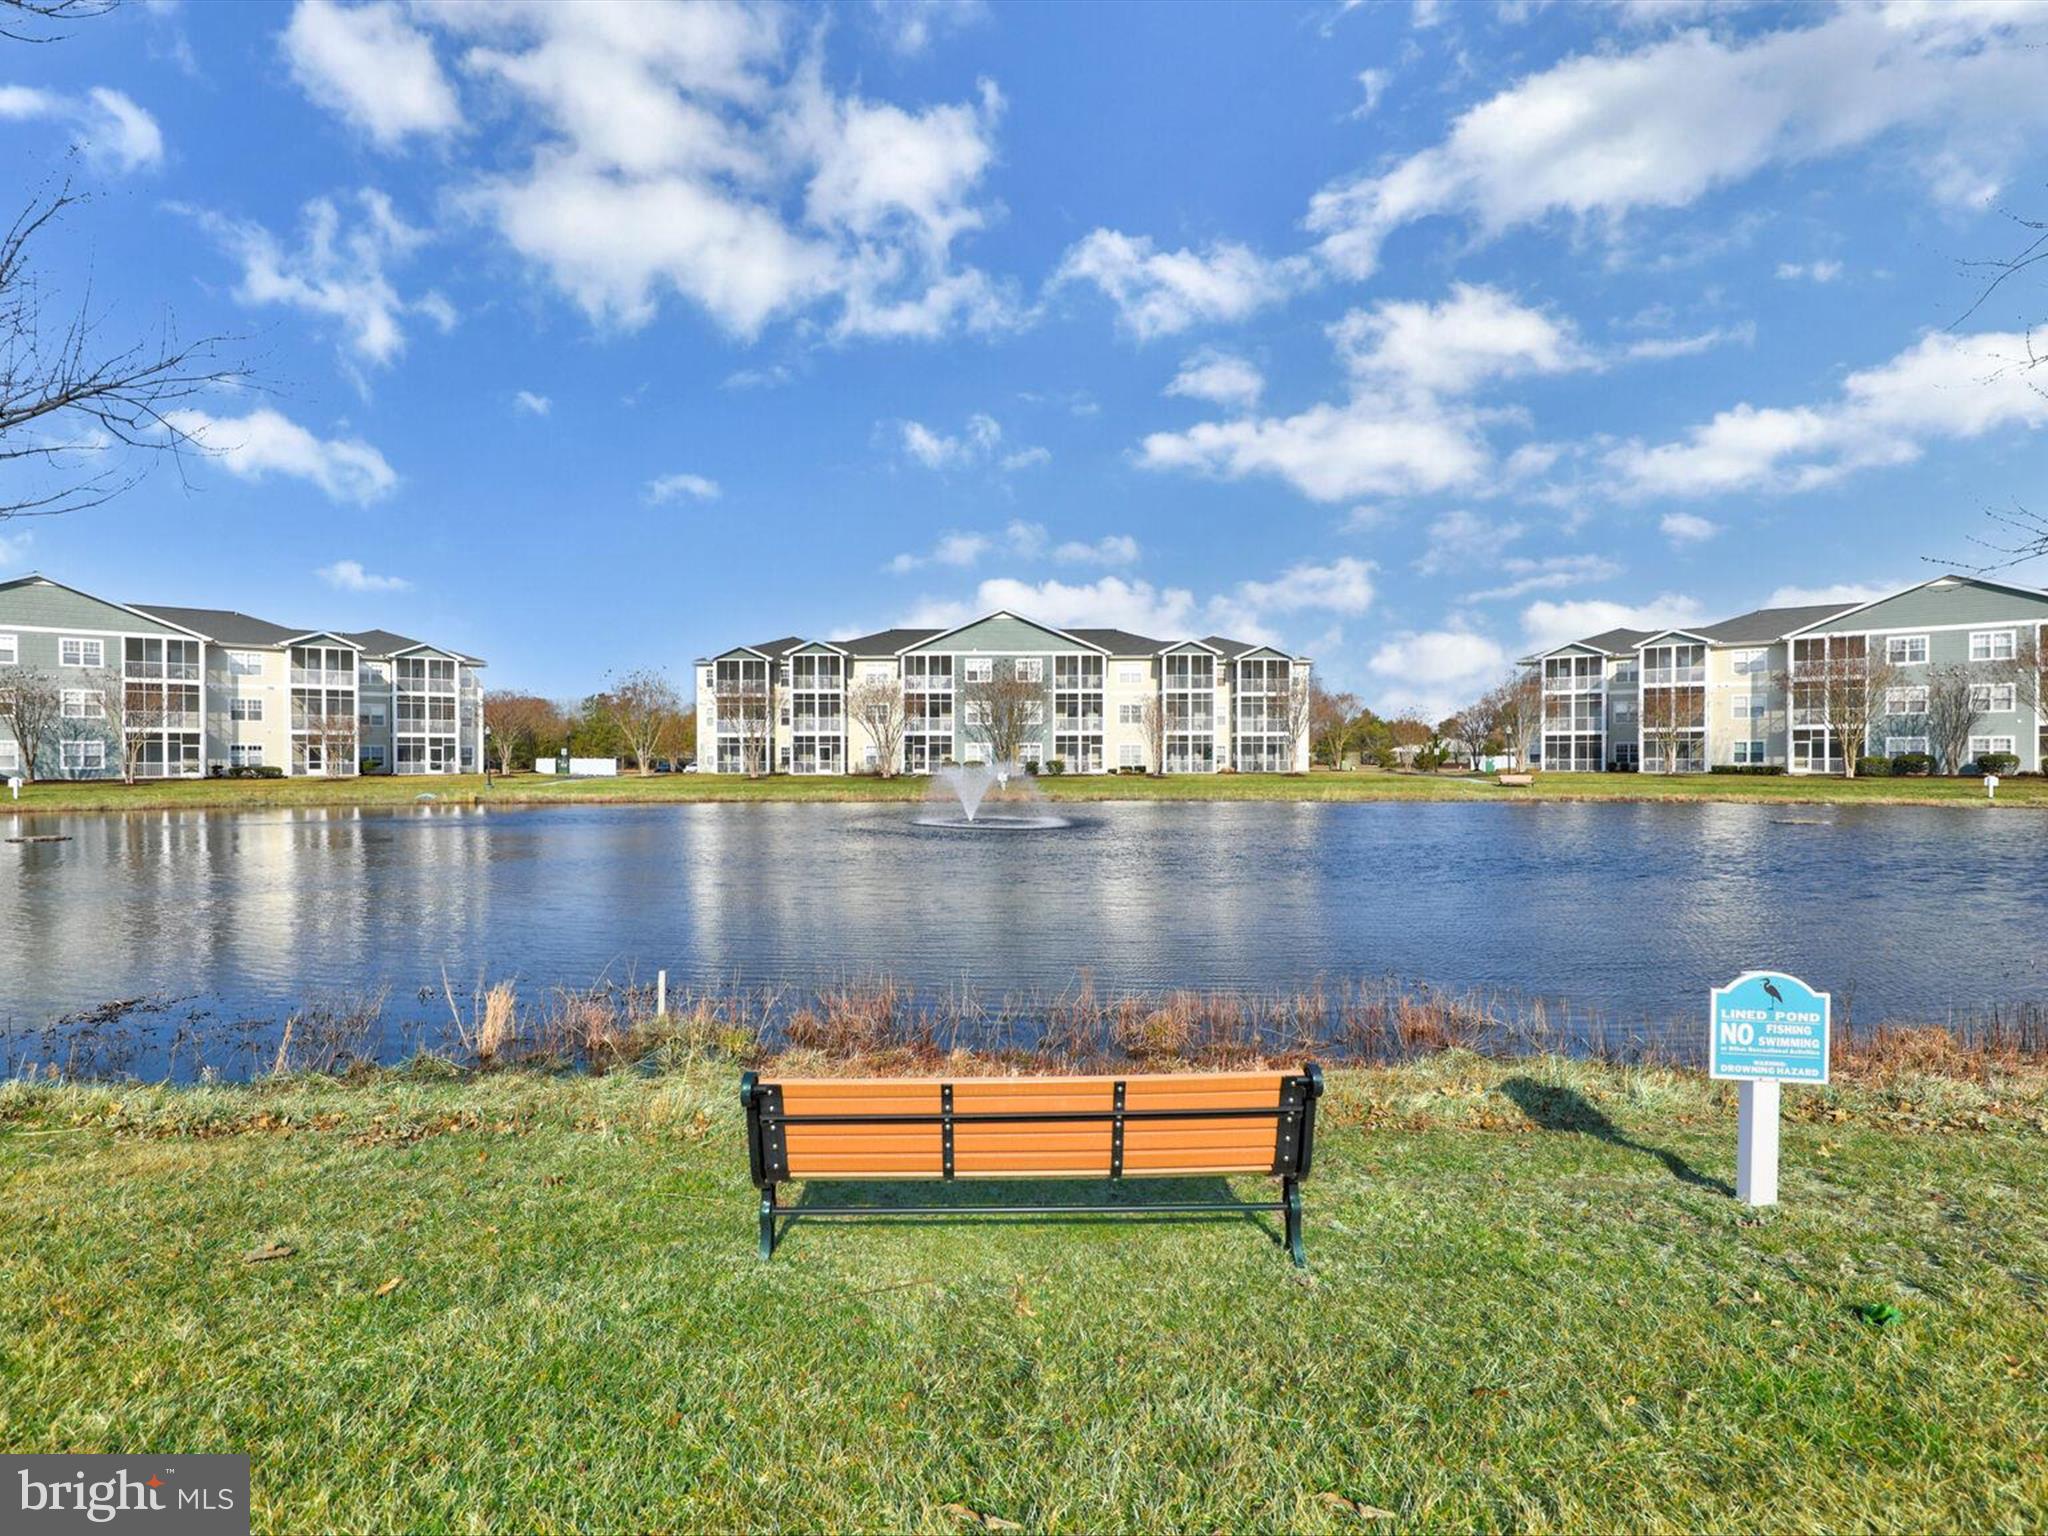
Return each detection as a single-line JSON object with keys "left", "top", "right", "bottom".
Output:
{"left": 230, "top": 697, "right": 264, "bottom": 722}
{"left": 1014, "top": 657, "right": 1043, "bottom": 683}
{"left": 59, "top": 636, "right": 104, "bottom": 669}
{"left": 61, "top": 688, "right": 105, "bottom": 720}
{"left": 1885, "top": 736, "right": 1929, "bottom": 756}
{"left": 61, "top": 739, "right": 106, "bottom": 772}
{"left": 1969, "top": 682, "right": 2017, "bottom": 713}
{"left": 1732, "top": 741, "right": 1767, "bottom": 765}
{"left": 1119, "top": 743, "right": 1144, "bottom": 769}
{"left": 1969, "top": 629, "right": 2017, "bottom": 662}
{"left": 230, "top": 744, "right": 264, "bottom": 768}
{"left": 1884, "top": 634, "right": 1929, "bottom": 665}
{"left": 1969, "top": 735, "right": 2016, "bottom": 759}
{"left": 1117, "top": 702, "right": 1143, "bottom": 725}
{"left": 1118, "top": 665, "right": 1146, "bottom": 685}
{"left": 228, "top": 650, "right": 264, "bottom": 675}
{"left": 962, "top": 656, "right": 993, "bottom": 683}
{"left": 0, "top": 633, "right": 15, "bottom": 666}
{"left": 363, "top": 743, "right": 386, "bottom": 768}
{"left": 1728, "top": 648, "right": 1767, "bottom": 675}
{"left": 1730, "top": 696, "right": 1766, "bottom": 720}
{"left": 1885, "top": 686, "right": 1929, "bottom": 716}
{"left": 0, "top": 740, "right": 16, "bottom": 773}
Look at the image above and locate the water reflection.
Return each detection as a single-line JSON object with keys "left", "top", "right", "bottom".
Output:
{"left": 2, "top": 801, "right": 2042, "bottom": 1049}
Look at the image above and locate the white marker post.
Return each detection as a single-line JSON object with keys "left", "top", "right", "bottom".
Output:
{"left": 1710, "top": 972, "right": 1830, "bottom": 1208}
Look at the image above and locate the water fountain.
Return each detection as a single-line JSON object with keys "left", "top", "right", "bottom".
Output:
{"left": 916, "top": 760, "right": 1070, "bottom": 829}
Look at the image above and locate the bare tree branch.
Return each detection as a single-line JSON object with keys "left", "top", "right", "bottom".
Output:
{"left": 0, "top": 0, "right": 118, "bottom": 45}
{"left": 1, "top": 179, "right": 243, "bottom": 519}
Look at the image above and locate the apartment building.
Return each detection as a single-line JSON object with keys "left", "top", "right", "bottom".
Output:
{"left": 694, "top": 610, "right": 1311, "bottom": 775}
{"left": 0, "top": 574, "right": 485, "bottom": 779}
{"left": 1522, "top": 575, "right": 2048, "bottom": 774}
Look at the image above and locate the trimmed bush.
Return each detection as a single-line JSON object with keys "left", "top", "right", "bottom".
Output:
{"left": 1043, "top": 758, "right": 1065, "bottom": 776}
{"left": 1708, "top": 764, "right": 1787, "bottom": 776}
{"left": 1976, "top": 751, "right": 2020, "bottom": 775}
{"left": 1890, "top": 752, "right": 1933, "bottom": 777}
{"left": 254, "top": 765, "right": 285, "bottom": 779}
{"left": 1855, "top": 756, "right": 1892, "bottom": 777}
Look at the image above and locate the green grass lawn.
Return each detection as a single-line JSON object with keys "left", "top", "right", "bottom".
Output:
{"left": 6, "top": 765, "right": 2046, "bottom": 814}
{"left": 3, "top": 1055, "right": 2043, "bottom": 1532}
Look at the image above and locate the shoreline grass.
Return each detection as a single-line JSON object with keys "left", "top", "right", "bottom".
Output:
{"left": 4, "top": 765, "right": 2045, "bottom": 815}
{"left": 2, "top": 1053, "right": 2043, "bottom": 1533}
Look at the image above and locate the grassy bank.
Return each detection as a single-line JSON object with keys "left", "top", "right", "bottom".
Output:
{"left": 6, "top": 765, "right": 2046, "bottom": 814}
{"left": 3, "top": 1054, "right": 2043, "bottom": 1532}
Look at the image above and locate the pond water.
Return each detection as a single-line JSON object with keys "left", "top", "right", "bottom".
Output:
{"left": 2, "top": 800, "right": 2041, "bottom": 1076}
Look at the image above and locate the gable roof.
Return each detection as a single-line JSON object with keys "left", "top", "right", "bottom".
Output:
{"left": 839, "top": 626, "right": 941, "bottom": 656}
{"left": 0, "top": 575, "right": 206, "bottom": 639}
{"left": 1695, "top": 603, "right": 1857, "bottom": 645}
{"left": 339, "top": 628, "right": 425, "bottom": 656}
{"left": 130, "top": 604, "right": 301, "bottom": 647}
{"left": 1785, "top": 573, "right": 2048, "bottom": 637}
{"left": 898, "top": 609, "right": 1106, "bottom": 654}
{"left": 1202, "top": 634, "right": 1306, "bottom": 661}
{"left": 1065, "top": 627, "right": 1166, "bottom": 654}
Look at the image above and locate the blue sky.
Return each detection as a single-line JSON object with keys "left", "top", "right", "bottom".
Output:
{"left": 4, "top": 0, "right": 2046, "bottom": 717}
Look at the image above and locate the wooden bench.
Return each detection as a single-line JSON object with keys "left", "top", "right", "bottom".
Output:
{"left": 739, "top": 1064, "right": 1326, "bottom": 1266}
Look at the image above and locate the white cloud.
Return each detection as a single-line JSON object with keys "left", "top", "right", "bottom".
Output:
{"left": 1052, "top": 228, "right": 1312, "bottom": 340}
{"left": 1330, "top": 283, "right": 1589, "bottom": 396}
{"left": 1368, "top": 628, "right": 1511, "bottom": 720}
{"left": 1351, "top": 67, "right": 1392, "bottom": 119}
{"left": 1416, "top": 509, "right": 1524, "bottom": 576}
{"left": 0, "top": 84, "right": 164, "bottom": 172}
{"left": 896, "top": 412, "right": 1043, "bottom": 473}
{"left": 1306, "top": 6, "right": 2048, "bottom": 278}
{"left": 890, "top": 520, "right": 1047, "bottom": 573}
{"left": 870, "top": 0, "right": 989, "bottom": 56}
{"left": 188, "top": 189, "right": 445, "bottom": 369}
{"left": 1464, "top": 554, "right": 1624, "bottom": 603}
{"left": 897, "top": 556, "right": 1371, "bottom": 650}
{"left": 1765, "top": 581, "right": 1895, "bottom": 608}
{"left": 436, "top": 5, "right": 1015, "bottom": 343}
{"left": 317, "top": 558, "right": 410, "bottom": 593}
{"left": 1052, "top": 535, "right": 1140, "bottom": 567}
{"left": 1607, "top": 330, "right": 2048, "bottom": 498}
{"left": 1165, "top": 349, "right": 1264, "bottom": 411}
{"left": 1660, "top": 511, "right": 1719, "bottom": 545}
{"left": 165, "top": 407, "right": 396, "bottom": 504}
{"left": 902, "top": 575, "right": 1198, "bottom": 637}
{"left": 1623, "top": 322, "right": 1755, "bottom": 361}
{"left": 513, "top": 390, "right": 551, "bottom": 416}
{"left": 1776, "top": 258, "right": 1843, "bottom": 283}
{"left": 283, "top": 0, "right": 461, "bottom": 148}
{"left": 645, "top": 471, "right": 721, "bottom": 503}
{"left": 1520, "top": 593, "right": 1707, "bottom": 652}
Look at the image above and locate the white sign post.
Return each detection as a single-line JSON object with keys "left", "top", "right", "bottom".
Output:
{"left": 1710, "top": 971, "right": 1830, "bottom": 1207}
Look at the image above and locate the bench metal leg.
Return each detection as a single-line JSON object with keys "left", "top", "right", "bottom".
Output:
{"left": 759, "top": 1184, "right": 778, "bottom": 1260}
{"left": 1282, "top": 1177, "right": 1305, "bottom": 1269}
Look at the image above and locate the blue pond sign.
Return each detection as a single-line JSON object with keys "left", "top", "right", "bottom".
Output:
{"left": 1710, "top": 971, "right": 1831, "bottom": 1085}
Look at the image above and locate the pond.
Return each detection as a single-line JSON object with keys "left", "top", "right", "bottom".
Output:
{"left": 2, "top": 800, "right": 2041, "bottom": 1077}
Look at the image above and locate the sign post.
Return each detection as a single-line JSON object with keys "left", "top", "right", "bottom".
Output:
{"left": 1709, "top": 971, "right": 1830, "bottom": 1207}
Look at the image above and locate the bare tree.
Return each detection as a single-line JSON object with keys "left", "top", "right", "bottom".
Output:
{"left": 1278, "top": 667, "right": 1314, "bottom": 773}
{"left": 1139, "top": 695, "right": 1168, "bottom": 775}
{"left": 88, "top": 667, "right": 158, "bottom": 784}
{"left": 1925, "top": 663, "right": 1987, "bottom": 774}
{"left": 1308, "top": 681, "right": 1357, "bottom": 768}
{"left": 1639, "top": 686, "right": 1702, "bottom": 774}
{"left": 1780, "top": 640, "right": 1898, "bottom": 777}
{"left": 2, "top": 183, "right": 240, "bottom": 521}
{"left": 957, "top": 659, "right": 1045, "bottom": 768}
{"left": 847, "top": 674, "right": 905, "bottom": 778}
{"left": 1502, "top": 671, "right": 1543, "bottom": 772}
{"left": 1, "top": 667, "right": 62, "bottom": 782}
{"left": 483, "top": 690, "right": 561, "bottom": 775}
{"left": 1, "top": 1, "right": 118, "bottom": 45}
{"left": 1461, "top": 678, "right": 1516, "bottom": 771}
{"left": 601, "top": 669, "right": 683, "bottom": 777}
{"left": 315, "top": 708, "right": 360, "bottom": 778}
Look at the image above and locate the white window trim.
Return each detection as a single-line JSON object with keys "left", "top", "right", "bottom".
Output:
{"left": 1969, "top": 683, "right": 2017, "bottom": 713}
{"left": 0, "top": 633, "right": 16, "bottom": 666}
{"left": 1885, "top": 687, "right": 1929, "bottom": 715}
{"left": 60, "top": 688, "right": 105, "bottom": 720}
{"left": 59, "top": 636, "right": 105, "bottom": 669}
{"left": 61, "top": 739, "right": 106, "bottom": 771}
{"left": 1885, "top": 736, "right": 1929, "bottom": 756}
{"left": 1969, "top": 734, "right": 2017, "bottom": 757}
{"left": 962, "top": 657, "right": 993, "bottom": 683}
{"left": 1014, "top": 658, "right": 1043, "bottom": 683}
{"left": 1969, "top": 629, "right": 2017, "bottom": 662}
{"left": 0, "top": 740, "right": 17, "bottom": 772}
{"left": 1884, "top": 634, "right": 1930, "bottom": 665}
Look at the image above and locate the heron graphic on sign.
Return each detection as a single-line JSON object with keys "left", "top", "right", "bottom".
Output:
{"left": 1762, "top": 978, "right": 1784, "bottom": 1005}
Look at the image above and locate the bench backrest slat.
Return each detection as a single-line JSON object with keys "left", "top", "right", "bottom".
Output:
{"left": 746, "top": 1067, "right": 1323, "bottom": 1184}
